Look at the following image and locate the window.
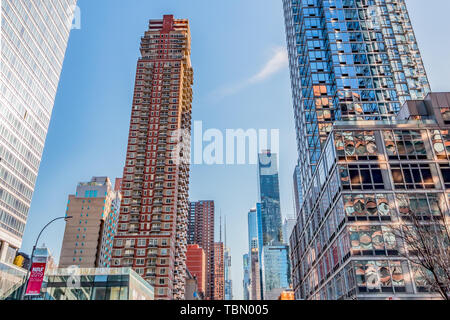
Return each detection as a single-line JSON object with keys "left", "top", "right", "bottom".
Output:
{"left": 339, "top": 164, "right": 384, "bottom": 190}
{"left": 343, "top": 193, "right": 392, "bottom": 221}
{"left": 439, "top": 164, "right": 450, "bottom": 189}
{"left": 354, "top": 260, "right": 408, "bottom": 294}
{"left": 384, "top": 130, "right": 428, "bottom": 160}
{"left": 349, "top": 225, "right": 397, "bottom": 256}
{"left": 391, "top": 164, "right": 434, "bottom": 189}
{"left": 335, "top": 130, "right": 378, "bottom": 161}
{"left": 431, "top": 130, "right": 450, "bottom": 160}
{"left": 396, "top": 193, "right": 443, "bottom": 220}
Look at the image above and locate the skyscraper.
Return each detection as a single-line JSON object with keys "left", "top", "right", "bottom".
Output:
{"left": 288, "top": 93, "right": 449, "bottom": 300}
{"left": 188, "top": 200, "right": 215, "bottom": 299}
{"left": 283, "top": 1, "right": 443, "bottom": 300}
{"left": 0, "top": 0, "right": 77, "bottom": 263}
{"left": 247, "top": 206, "right": 263, "bottom": 255}
{"left": 261, "top": 245, "right": 291, "bottom": 300}
{"left": 258, "top": 151, "right": 283, "bottom": 245}
{"left": 112, "top": 15, "right": 194, "bottom": 300}
{"left": 59, "top": 177, "right": 121, "bottom": 268}
{"left": 224, "top": 246, "right": 232, "bottom": 300}
{"left": 282, "top": 217, "right": 296, "bottom": 244}
{"left": 293, "top": 165, "right": 303, "bottom": 216}
{"left": 250, "top": 248, "right": 262, "bottom": 300}
{"left": 242, "top": 254, "right": 251, "bottom": 300}
{"left": 247, "top": 205, "right": 263, "bottom": 300}
{"left": 283, "top": 0, "right": 431, "bottom": 203}
{"left": 223, "top": 217, "right": 233, "bottom": 300}
{"left": 257, "top": 151, "right": 290, "bottom": 299}
{"left": 213, "top": 242, "right": 224, "bottom": 300}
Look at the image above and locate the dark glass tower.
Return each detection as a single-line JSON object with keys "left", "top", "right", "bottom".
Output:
{"left": 258, "top": 151, "right": 283, "bottom": 245}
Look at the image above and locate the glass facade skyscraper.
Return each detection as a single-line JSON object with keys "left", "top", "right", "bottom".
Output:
{"left": 258, "top": 151, "right": 283, "bottom": 245}
{"left": 261, "top": 245, "right": 291, "bottom": 300}
{"left": 288, "top": 93, "right": 449, "bottom": 300}
{"left": 242, "top": 254, "right": 250, "bottom": 300}
{"left": 0, "top": 0, "right": 77, "bottom": 262}
{"left": 224, "top": 247, "right": 232, "bottom": 300}
{"left": 247, "top": 206, "right": 263, "bottom": 254}
{"left": 283, "top": 0, "right": 431, "bottom": 202}
{"left": 257, "top": 151, "right": 291, "bottom": 299}
{"left": 283, "top": 0, "right": 445, "bottom": 300}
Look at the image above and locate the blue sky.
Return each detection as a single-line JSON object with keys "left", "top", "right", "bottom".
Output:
{"left": 21, "top": 0, "right": 450, "bottom": 300}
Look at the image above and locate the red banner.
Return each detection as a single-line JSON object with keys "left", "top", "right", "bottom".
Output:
{"left": 25, "top": 262, "right": 47, "bottom": 296}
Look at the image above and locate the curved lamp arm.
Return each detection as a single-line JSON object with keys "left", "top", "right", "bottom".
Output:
{"left": 21, "top": 216, "right": 72, "bottom": 300}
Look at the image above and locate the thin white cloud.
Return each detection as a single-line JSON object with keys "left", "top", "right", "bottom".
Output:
{"left": 249, "top": 47, "right": 288, "bottom": 83}
{"left": 210, "top": 46, "right": 288, "bottom": 101}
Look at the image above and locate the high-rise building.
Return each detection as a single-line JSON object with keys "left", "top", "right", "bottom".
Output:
{"left": 289, "top": 93, "right": 449, "bottom": 300}
{"left": 293, "top": 165, "right": 303, "bottom": 216}
{"left": 111, "top": 15, "right": 194, "bottom": 300}
{"left": 282, "top": 217, "right": 296, "bottom": 244}
{"left": 59, "top": 177, "right": 121, "bottom": 268}
{"left": 242, "top": 254, "right": 250, "bottom": 300}
{"left": 223, "top": 217, "right": 232, "bottom": 300}
{"left": 261, "top": 245, "right": 291, "bottom": 300}
{"left": 282, "top": 0, "right": 431, "bottom": 205}
{"left": 186, "top": 244, "right": 206, "bottom": 297}
{"left": 188, "top": 200, "right": 215, "bottom": 299}
{"left": 247, "top": 206, "right": 263, "bottom": 255}
{"left": 250, "top": 248, "right": 261, "bottom": 300}
{"left": 257, "top": 151, "right": 290, "bottom": 299}
{"left": 247, "top": 205, "right": 264, "bottom": 300}
{"left": 213, "top": 242, "right": 224, "bottom": 300}
{"left": 258, "top": 151, "right": 283, "bottom": 245}
{"left": 0, "top": 0, "right": 77, "bottom": 263}
{"left": 283, "top": 0, "right": 442, "bottom": 301}
{"left": 224, "top": 246, "right": 232, "bottom": 300}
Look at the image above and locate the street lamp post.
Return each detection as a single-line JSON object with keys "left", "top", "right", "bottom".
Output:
{"left": 20, "top": 216, "right": 72, "bottom": 300}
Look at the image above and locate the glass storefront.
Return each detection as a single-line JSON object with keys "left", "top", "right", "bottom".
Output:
{"left": 41, "top": 268, "right": 154, "bottom": 300}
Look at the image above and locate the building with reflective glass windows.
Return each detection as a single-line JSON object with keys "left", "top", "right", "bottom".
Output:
{"left": 283, "top": 0, "right": 439, "bottom": 300}
{"left": 282, "top": 0, "right": 431, "bottom": 206}
{"left": 0, "top": 0, "right": 77, "bottom": 263}
{"left": 288, "top": 93, "right": 448, "bottom": 300}
{"left": 261, "top": 245, "right": 291, "bottom": 300}
{"left": 242, "top": 254, "right": 250, "bottom": 300}
{"left": 258, "top": 151, "right": 283, "bottom": 245}
{"left": 224, "top": 246, "right": 233, "bottom": 300}
{"left": 40, "top": 268, "right": 154, "bottom": 300}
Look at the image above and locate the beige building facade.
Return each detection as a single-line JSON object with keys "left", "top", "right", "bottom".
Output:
{"left": 59, "top": 177, "right": 121, "bottom": 268}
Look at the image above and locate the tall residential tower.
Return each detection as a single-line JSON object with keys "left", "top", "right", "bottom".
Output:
{"left": 112, "top": 15, "right": 194, "bottom": 300}
{"left": 188, "top": 200, "right": 215, "bottom": 299}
